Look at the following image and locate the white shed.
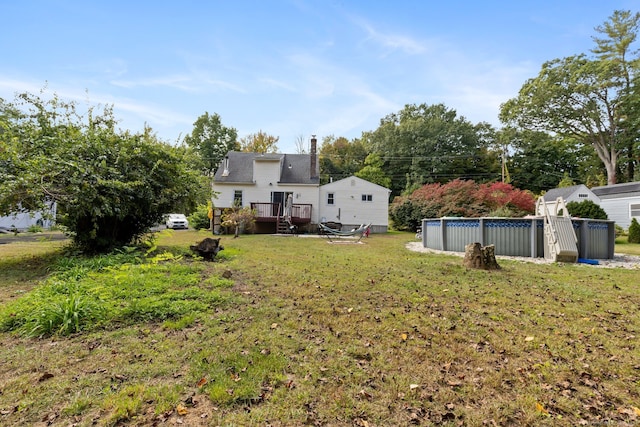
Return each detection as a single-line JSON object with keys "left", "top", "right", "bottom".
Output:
{"left": 542, "top": 184, "right": 600, "bottom": 207}
{"left": 319, "top": 176, "right": 391, "bottom": 233}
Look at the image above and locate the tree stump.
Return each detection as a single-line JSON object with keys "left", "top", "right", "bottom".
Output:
{"left": 190, "top": 237, "right": 224, "bottom": 261}
{"left": 463, "top": 242, "right": 501, "bottom": 270}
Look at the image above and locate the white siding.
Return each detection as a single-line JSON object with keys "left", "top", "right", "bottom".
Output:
{"left": 599, "top": 196, "right": 640, "bottom": 230}
{"left": 253, "top": 159, "right": 280, "bottom": 186}
{"left": 565, "top": 185, "right": 600, "bottom": 204}
{"left": 213, "top": 184, "right": 320, "bottom": 222}
{"left": 319, "top": 176, "right": 390, "bottom": 231}
{"left": 0, "top": 204, "right": 56, "bottom": 231}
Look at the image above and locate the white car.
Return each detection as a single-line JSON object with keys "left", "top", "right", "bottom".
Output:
{"left": 165, "top": 214, "right": 189, "bottom": 229}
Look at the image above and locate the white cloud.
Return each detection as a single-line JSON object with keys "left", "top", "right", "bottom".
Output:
{"left": 110, "top": 74, "right": 246, "bottom": 94}
{"left": 258, "top": 77, "right": 297, "bottom": 92}
{"left": 350, "top": 16, "right": 430, "bottom": 56}
{"left": 0, "top": 76, "right": 192, "bottom": 140}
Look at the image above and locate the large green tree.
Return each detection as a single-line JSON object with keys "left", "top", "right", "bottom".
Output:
{"left": 0, "top": 92, "right": 205, "bottom": 253}
{"left": 365, "top": 103, "right": 500, "bottom": 196}
{"left": 500, "top": 10, "right": 640, "bottom": 186}
{"left": 318, "top": 136, "right": 367, "bottom": 184}
{"left": 183, "top": 112, "right": 239, "bottom": 177}
{"left": 593, "top": 10, "right": 640, "bottom": 182}
{"left": 355, "top": 153, "right": 392, "bottom": 189}
{"left": 239, "top": 130, "right": 279, "bottom": 153}
{"left": 502, "top": 128, "right": 598, "bottom": 194}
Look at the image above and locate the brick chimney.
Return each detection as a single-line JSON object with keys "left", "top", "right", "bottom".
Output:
{"left": 310, "top": 135, "right": 318, "bottom": 180}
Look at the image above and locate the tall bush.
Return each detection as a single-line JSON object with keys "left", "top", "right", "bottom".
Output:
{"left": 189, "top": 204, "right": 212, "bottom": 230}
{"left": 0, "top": 92, "right": 206, "bottom": 253}
{"left": 565, "top": 200, "right": 608, "bottom": 220}
{"left": 629, "top": 218, "right": 640, "bottom": 243}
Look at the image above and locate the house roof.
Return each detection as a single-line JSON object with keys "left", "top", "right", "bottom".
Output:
{"left": 542, "top": 184, "right": 590, "bottom": 201}
{"left": 213, "top": 151, "right": 320, "bottom": 185}
{"left": 591, "top": 181, "right": 640, "bottom": 197}
{"left": 321, "top": 175, "right": 391, "bottom": 192}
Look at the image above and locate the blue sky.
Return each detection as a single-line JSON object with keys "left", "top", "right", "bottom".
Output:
{"left": 0, "top": 1, "right": 636, "bottom": 153}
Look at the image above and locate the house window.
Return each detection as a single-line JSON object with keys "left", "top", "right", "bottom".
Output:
{"left": 630, "top": 203, "right": 640, "bottom": 218}
{"left": 578, "top": 193, "right": 588, "bottom": 198}
{"left": 327, "top": 193, "right": 334, "bottom": 205}
{"left": 233, "top": 190, "right": 243, "bottom": 206}
{"left": 362, "top": 194, "right": 373, "bottom": 202}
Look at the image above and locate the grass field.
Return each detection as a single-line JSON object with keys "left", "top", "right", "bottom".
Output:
{"left": 0, "top": 230, "right": 639, "bottom": 426}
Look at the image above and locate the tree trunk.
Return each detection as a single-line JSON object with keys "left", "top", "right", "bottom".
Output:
{"left": 463, "top": 242, "right": 501, "bottom": 270}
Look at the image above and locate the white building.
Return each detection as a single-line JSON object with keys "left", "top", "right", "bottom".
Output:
{"left": 211, "top": 137, "right": 390, "bottom": 234}
{"left": 319, "top": 176, "right": 391, "bottom": 233}
{"left": 541, "top": 184, "right": 600, "bottom": 207}
{"left": 591, "top": 181, "right": 640, "bottom": 230}
{"left": 0, "top": 203, "right": 56, "bottom": 231}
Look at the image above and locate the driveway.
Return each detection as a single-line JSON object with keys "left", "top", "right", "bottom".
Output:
{"left": 0, "top": 231, "right": 69, "bottom": 244}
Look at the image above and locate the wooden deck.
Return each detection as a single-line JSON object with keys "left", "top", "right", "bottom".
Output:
{"left": 250, "top": 202, "right": 312, "bottom": 224}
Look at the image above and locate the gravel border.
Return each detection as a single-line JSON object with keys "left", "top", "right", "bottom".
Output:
{"left": 405, "top": 241, "right": 640, "bottom": 269}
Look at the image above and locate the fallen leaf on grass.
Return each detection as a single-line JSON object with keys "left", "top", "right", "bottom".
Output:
{"left": 196, "top": 377, "right": 207, "bottom": 388}
{"left": 535, "top": 402, "right": 550, "bottom": 416}
{"left": 359, "top": 389, "right": 373, "bottom": 400}
{"left": 113, "top": 374, "right": 127, "bottom": 382}
{"left": 176, "top": 403, "right": 188, "bottom": 415}
{"left": 525, "top": 336, "right": 535, "bottom": 342}
{"left": 617, "top": 406, "right": 640, "bottom": 416}
{"left": 401, "top": 333, "right": 408, "bottom": 341}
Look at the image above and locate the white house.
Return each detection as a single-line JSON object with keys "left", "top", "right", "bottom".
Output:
{"left": 211, "top": 137, "right": 391, "bottom": 234}
{"left": 319, "top": 176, "right": 391, "bottom": 233}
{"left": 0, "top": 203, "right": 56, "bottom": 232}
{"left": 591, "top": 181, "right": 640, "bottom": 230}
{"left": 541, "top": 184, "right": 600, "bottom": 207}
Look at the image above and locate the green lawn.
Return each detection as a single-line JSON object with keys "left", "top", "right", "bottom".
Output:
{"left": 0, "top": 230, "right": 639, "bottom": 426}
{"left": 616, "top": 236, "right": 640, "bottom": 256}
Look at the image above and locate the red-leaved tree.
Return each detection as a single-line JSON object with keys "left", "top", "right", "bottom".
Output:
{"left": 390, "top": 180, "right": 535, "bottom": 230}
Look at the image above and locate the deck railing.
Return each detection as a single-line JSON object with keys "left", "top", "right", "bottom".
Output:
{"left": 250, "top": 203, "right": 312, "bottom": 224}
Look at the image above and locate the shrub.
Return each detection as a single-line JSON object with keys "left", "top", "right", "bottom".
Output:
{"left": 221, "top": 207, "right": 256, "bottom": 237}
{"left": 629, "top": 218, "right": 640, "bottom": 244}
{"left": 27, "top": 224, "right": 43, "bottom": 233}
{"left": 389, "top": 198, "right": 424, "bottom": 231}
{"left": 189, "top": 204, "right": 212, "bottom": 230}
{"left": 565, "top": 200, "right": 608, "bottom": 220}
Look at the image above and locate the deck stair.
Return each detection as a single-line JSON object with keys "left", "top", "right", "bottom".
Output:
{"left": 276, "top": 217, "right": 291, "bottom": 234}
{"left": 536, "top": 197, "right": 578, "bottom": 263}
